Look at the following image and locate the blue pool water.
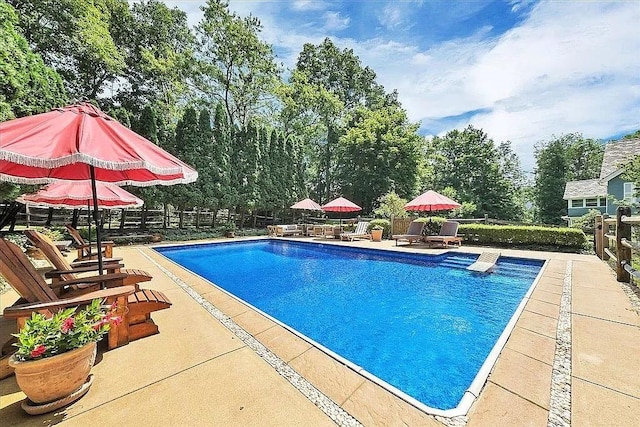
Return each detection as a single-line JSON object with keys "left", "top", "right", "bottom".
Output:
{"left": 157, "top": 240, "right": 543, "bottom": 410}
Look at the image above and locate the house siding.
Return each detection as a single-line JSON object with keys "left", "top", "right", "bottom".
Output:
{"left": 606, "top": 176, "right": 629, "bottom": 214}
{"left": 567, "top": 206, "right": 606, "bottom": 217}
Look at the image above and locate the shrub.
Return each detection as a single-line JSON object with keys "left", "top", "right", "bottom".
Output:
{"left": 458, "top": 224, "right": 587, "bottom": 248}
{"left": 368, "top": 219, "right": 391, "bottom": 238}
{"left": 413, "top": 216, "right": 447, "bottom": 236}
{"left": 570, "top": 209, "right": 601, "bottom": 229}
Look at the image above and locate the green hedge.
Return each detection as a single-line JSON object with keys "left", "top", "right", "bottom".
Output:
{"left": 458, "top": 224, "right": 587, "bottom": 248}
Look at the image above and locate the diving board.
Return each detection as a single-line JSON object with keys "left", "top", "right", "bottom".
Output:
{"left": 467, "top": 252, "right": 500, "bottom": 273}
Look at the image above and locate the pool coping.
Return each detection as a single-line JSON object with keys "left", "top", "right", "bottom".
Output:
{"left": 151, "top": 237, "right": 549, "bottom": 421}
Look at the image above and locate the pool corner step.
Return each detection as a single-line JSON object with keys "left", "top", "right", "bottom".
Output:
{"left": 467, "top": 252, "right": 501, "bottom": 273}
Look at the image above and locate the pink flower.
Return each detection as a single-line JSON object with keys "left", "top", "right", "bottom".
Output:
{"left": 61, "top": 317, "right": 75, "bottom": 333}
{"left": 30, "top": 345, "right": 46, "bottom": 358}
{"left": 110, "top": 316, "right": 122, "bottom": 326}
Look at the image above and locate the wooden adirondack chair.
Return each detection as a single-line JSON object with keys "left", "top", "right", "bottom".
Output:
{"left": 0, "top": 239, "right": 171, "bottom": 377}
{"left": 24, "top": 229, "right": 152, "bottom": 291}
{"left": 65, "top": 224, "right": 114, "bottom": 261}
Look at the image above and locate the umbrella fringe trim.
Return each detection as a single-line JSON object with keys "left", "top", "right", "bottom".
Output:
{"left": 0, "top": 173, "right": 195, "bottom": 187}
{"left": 0, "top": 152, "right": 196, "bottom": 178}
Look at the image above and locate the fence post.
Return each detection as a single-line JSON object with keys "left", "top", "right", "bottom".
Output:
{"left": 594, "top": 215, "right": 603, "bottom": 259}
{"left": 484, "top": 214, "right": 488, "bottom": 224}
{"left": 616, "top": 206, "right": 631, "bottom": 282}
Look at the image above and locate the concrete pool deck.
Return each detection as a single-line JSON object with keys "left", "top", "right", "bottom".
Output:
{"left": 1, "top": 237, "right": 638, "bottom": 426}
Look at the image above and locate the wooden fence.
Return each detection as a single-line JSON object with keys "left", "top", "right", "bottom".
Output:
{"left": 595, "top": 206, "right": 639, "bottom": 283}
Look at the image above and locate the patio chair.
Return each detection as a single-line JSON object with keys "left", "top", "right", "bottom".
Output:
{"left": 392, "top": 221, "right": 426, "bottom": 246}
{"left": 340, "top": 221, "right": 371, "bottom": 241}
{"left": 24, "top": 230, "right": 152, "bottom": 291}
{"left": 424, "top": 221, "right": 462, "bottom": 247}
{"left": 66, "top": 224, "right": 114, "bottom": 261}
{"left": 0, "top": 238, "right": 171, "bottom": 352}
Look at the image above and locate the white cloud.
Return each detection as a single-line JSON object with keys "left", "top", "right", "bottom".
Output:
{"left": 336, "top": 1, "right": 640, "bottom": 170}
{"left": 158, "top": 1, "right": 640, "bottom": 172}
{"left": 291, "top": 0, "right": 328, "bottom": 12}
{"left": 322, "top": 11, "right": 350, "bottom": 31}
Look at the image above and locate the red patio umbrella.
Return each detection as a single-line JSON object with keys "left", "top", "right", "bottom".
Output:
{"left": 290, "top": 197, "right": 323, "bottom": 223}
{"left": 404, "top": 190, "right": 461, "bottom": 213}
{"left": 17, "top": 180, "right": 144, "bottom": 254}
{"left": 0, "top": 103, "right": 197, "bottom": 276}
{"left": 322, "top": 197, "right": 362, "bottom": 225}
{"left": 290, "top": 198, "right": 323, "bottom": 211}
{"left": 17, "top": 181, "right": 143, "bottom": 210}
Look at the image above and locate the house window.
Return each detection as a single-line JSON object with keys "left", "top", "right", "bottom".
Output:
{"left": 599, "top": 197, "right": 606, "bottom": 206}
{"left": 624, "top": 182, "right": 636, "bottom": 201}
{"left": 571, "top": 199, "right": 583, "bottom": 208}
{"left": 585, "top": 198, "right": 599, "bottom": 207}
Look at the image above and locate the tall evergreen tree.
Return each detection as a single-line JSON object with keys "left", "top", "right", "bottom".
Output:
{"left": 534, "top": 133, "right": 604, "bottom": 224}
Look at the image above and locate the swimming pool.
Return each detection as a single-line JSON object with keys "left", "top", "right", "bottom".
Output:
{"left": 156, "top": 240, "right": 544, "bottom": 414}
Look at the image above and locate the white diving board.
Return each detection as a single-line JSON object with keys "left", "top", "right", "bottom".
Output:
{"left": 467, "top": 252, "right": 501, "bottom": 273}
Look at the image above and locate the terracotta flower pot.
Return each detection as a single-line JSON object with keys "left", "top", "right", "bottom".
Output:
{"left": 9, "top": 341, "right": 96, "bottom": 404}
{"left": 371, "top": 229, "right": 383, "bottom": 242}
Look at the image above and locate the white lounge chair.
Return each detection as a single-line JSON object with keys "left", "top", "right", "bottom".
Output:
{"left": 340, "top": 221, "right": 371, "bottom": 241}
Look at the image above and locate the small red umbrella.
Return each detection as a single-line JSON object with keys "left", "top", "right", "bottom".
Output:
{"left": 322, "top": 197, "right": 362, "bottom": 225}
{"left": 0, "top": 103, "right": 197, "bottom": 276}
{"left": 17, "top": 181, "right": 144, "bottom": 253}
{"left": 17, "top": 181, "right": 143, "bottom": 210}
{"left": 404, "top": 190, "right": 461, "bottom": 213}
{"left": 290, "top": 198, "right": 323, "bottom": 211}
{"left": 322, "top": 197, "right": 362, "bottom": 213}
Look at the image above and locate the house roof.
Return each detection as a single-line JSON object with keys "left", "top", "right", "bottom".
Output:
{"left": 563, "top": 178, "right": 607, "bottom": 200}
{"left": 600, "top": 137, "right": 640, "bottom": 181}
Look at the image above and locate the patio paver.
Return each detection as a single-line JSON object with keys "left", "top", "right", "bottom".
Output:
{"left": 1, "top": 238, "right": 639, "bottom": 426}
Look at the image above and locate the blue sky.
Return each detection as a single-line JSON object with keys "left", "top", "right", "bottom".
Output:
{"left": 161, "top": 0, "right": 640, "bottom": 171}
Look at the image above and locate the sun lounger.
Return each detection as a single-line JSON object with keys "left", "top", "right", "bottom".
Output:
{"left": 392, "top": 221, "right": 426, "bottom": 246}
{"left": 340, "top": 221, "right": 371, "bottom": 241}
{"left": 424, "top": 221, "right": 462, "bottom": 247}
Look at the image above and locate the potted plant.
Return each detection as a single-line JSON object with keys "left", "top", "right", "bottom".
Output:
{"left": 371, "top": 225, "right": 384, "bottom": 242}
{"left": 8, "top": 299, "right": 121, "bottom": 414}
{"left": 224, "top": 223, "right": 237, "bottom": 238}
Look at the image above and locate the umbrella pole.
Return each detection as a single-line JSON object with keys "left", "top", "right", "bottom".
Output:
{"left": 90, "top": 166, "right": 105, "bottom": 284}
{"left": 86, "top": 200, "right": 92, "bottom": 255}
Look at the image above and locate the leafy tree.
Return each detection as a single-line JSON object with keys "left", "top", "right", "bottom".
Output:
{"left": 284, "top": 38, "right": 398, "bottom": 201}
{"left": 622, "top": 130, "right": 640, "bottom": 140}
{"left": 9, "top": 0, "right": 126, "bottom": 100}
{"left": 622, "top": 155, "right": 640, "bottom": 200}
{"left": 211, "top": 102, "right": 231, "bottom": 215}
{"left": 534, "top": 133, "right": 604, "bottom": 224}
{"left": 335, "top": 105, "right": 422, "bottom": 212}
{"left": 170, "top": 106, "right": 201, "bottom": 211}
{"left": 426, "top": 126, "right": 521, "bottom": 219}
{"left": 373, "top": 191, "right": 408, "bottom": 219}
{"left": 0, "top": 1, "right": 67, "bottom": 120}
{"left": 195, "top": 0, "right": 280, "bottom": 127}
{"left": 441, "top": 187, "right": 477, "bottom": 218}
{"left": 117, "top": 0, "right": 194, "bottom": 117}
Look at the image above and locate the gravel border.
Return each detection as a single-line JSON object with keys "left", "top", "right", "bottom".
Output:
{"left": 139, "top": 249, "right": 362, "bottom": 427}
{"left": 547, "top": 260, "right": 572, "bottom": 427}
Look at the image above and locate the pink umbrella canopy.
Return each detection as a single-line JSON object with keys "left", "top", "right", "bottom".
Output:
{"left": 290, "top": 198, "right": 323, "bottom": 211}
{"left": 0, "top": 103, "right": 198, "bottom": 277}
{"left": 404, "top": 190, "right": 461, "bottom": 212}
{"left": 17, "top": 181, "right": 143, "bottom": 210}
{"left": 0, "top": 103, "right": 198, "bottom": 186}
{"left": 321, "top": 197, "right": 362, "bottom": 212}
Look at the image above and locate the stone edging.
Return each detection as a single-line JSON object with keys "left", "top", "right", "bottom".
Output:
{"left": 139, "top": 249, "right": 362, "bottom": 427}
{"left": 617, "top": 280, "right": 640, "bottom": 313}
{"left": 547, "top": 260, "right": 572, "bottom": 427}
